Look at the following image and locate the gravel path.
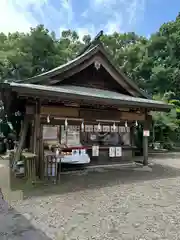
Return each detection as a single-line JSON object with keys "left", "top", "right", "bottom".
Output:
{"left": 1, "top": 153, "right": 180, "bottom": 240}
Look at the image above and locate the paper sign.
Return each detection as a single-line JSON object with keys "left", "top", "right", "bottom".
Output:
{"left": 115, "top": 147, "right": 122, "bottom": 157}
{"left": 143, "top": 130, "right": 150, "bottom": 137}
{"left": 47, "top": 162, "right": 56, "bottom": 177}
{"left": 94, "top": 125, "right": 102, "bottom": 132}
{"left": 80, "top": 149, "right": 86, "bottom": 155}
{"left": 103, "top": 125, "right": 110, "bottom": 132}
{"left": 85, "top": 125, "right": 93, "bottom": 132}
{"left": 119, "top": 126, "right": 126, "bottom": 133}
{"left": 109, "top": 147, "right": 115, "bottom": 157}
{"left": 92, "top": 145, "right": 99, "bottom": 156}
{"left": 111, "top": 125, "right": 118, "bottom": 132}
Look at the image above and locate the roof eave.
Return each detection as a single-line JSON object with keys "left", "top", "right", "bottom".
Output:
{"left": 9, "top": 84, "right": 172, "bottom": 112}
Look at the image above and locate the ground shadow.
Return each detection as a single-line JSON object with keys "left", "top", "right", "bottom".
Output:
{"left": 0, "top": 194, "right": 52, "bottom": 240}
{"left": 8, "top": 162, "right": 180, "bottom": 199}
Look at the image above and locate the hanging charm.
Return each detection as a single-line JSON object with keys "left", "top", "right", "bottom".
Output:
{"left": 65, "top": 118, "right": 68, "bottom": 129}
{"left": 125, "top": 121, "right": 128, "bottom": 128}
{"left": 97, "top": 122, "right": 101, "bottom": 131}
{"left": 81, "top": 121, "right": 84, "bottom": 132}
{"left": 113, "top": 122, "right": 116, "bottom": 131}
{"left": 135, "top": 120, "right": 138, "bottom": 127}
{"left": 47, "top": 115, "right": 50, "bottom": 123}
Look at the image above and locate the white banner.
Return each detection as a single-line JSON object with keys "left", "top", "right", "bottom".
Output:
{"left": 115, "top": 147, "right": 122, "bottom": 157}
{"left": 92, "top": 145, "right": 99, "bottom": 156}
{"left": 109, "top": 147, "right": 115, "bottom": 157}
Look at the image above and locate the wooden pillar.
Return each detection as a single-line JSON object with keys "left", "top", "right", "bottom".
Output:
{"left": 33, "top": 99, "right": 41, "bottom": 177}
{"left": 130, "top": 125, "right": 135, "bottom": 157}
{"left": 143, "top": 111, "right": 150, "bottom": 166}
{"left": 35, "top": 100, "right": 41, "bottom": 156}
{"left": 39, "top": 124, "right": 44, "bottom": 180}
{"left": 29, "top": 121, "right": 34, "bottom": 152}
{"left": 130, "top": 125, "right": 135, "bottom": 146}
{"left": 32, "top": 118, "right": 36, "bottom": 154}
{"left": 14, "top": 114, "right": 29, "bottom": 165}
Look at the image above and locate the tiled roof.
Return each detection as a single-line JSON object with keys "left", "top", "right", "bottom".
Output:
{"left": 9, "top": 82, "right": 172, "bottom": 111}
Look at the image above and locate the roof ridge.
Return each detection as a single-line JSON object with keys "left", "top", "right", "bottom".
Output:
{"left": 77, "top": 30, "right": 104, "bottom": 57}
{"left": 18, "top": 45, "right": 99, "bottom": 83}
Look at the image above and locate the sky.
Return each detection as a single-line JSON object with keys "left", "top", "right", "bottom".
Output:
{"left": 1, "top": 0, "right": 180, "bottom": 39}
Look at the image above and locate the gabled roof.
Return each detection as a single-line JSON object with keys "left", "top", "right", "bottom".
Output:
{"left": 18, "top": 41, "right": 149, "bottom": 99}
{"left": 19, "top": 45, "right": 99, "bottom": 83}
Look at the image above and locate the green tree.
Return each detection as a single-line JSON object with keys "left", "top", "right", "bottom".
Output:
{"left": 151, "top": 92, "right": 179, "bottom": 149}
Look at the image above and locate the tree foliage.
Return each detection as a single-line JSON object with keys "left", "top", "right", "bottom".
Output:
{"left": 1, "top": 14, "right": 180, "bottom": 145}
{"left": 0, "top": 17, "right": 180, "bottom": 96}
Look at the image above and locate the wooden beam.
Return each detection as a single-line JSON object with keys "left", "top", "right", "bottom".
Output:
{"left": 40, "top": 106, "right": 145, "bottom": 122}
{"left": 121, "top": 112, "right": 145, "bottom": 121}
{"left": 40, "top": 106, "right": 79, "bottom": 118}
{"left": 80, "top": 109, "right": 145, "bottom": 121}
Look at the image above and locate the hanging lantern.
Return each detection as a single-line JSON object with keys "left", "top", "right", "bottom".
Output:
{"left": 135, "top": 120, "right": 138, "bottom": 127}
{"left": 81, "top": 121, "right": 84, "bottom": 131}
{"left": 98, "top": 122, "right": 101, "bottom": 131}
{"left": 47, "top": 115, "right": 50, "bottom": 123}
{"left": 125, "top": 121, "right": 128, "bottom": 128}
{"left": 65, "top": 118, "right": 68, "bottom": 129}
{"left": 113, "top": 122, "right": 116, "bottom": 131}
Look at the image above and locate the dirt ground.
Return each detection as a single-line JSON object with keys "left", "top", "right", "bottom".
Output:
{"left": 1, "top": 153, "right": 180, "bottom": 240}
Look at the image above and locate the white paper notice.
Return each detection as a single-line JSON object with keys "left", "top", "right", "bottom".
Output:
{"left": 103, "top": 125, "right": 110, "bottom": 132}
{"left": 94, "top": 125, "right": 102, "bottom": 132}
{"left": 80, "top": 149, "right": 86, "bottom": 155}
{"left": 115, "top": 147, "right": 122, "bottom": 157}
{"left": 109, "top": 147, "right": 115, "bottom": 157}
{"left": 47, "top": 164, "right": 56, "bottom": 176}
{"left": 143, "top": 130, "right": 150, "bottom": 137}
{"left": 92, "top": 145, "right": 99, "bottom": 156}
{"left": 72, "top": 149, "right": 80, "bottom": 156}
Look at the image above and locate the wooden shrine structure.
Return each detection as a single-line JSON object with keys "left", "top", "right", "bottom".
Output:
{"left": 0, "top": 33, "right": 172, "bottom": 179}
